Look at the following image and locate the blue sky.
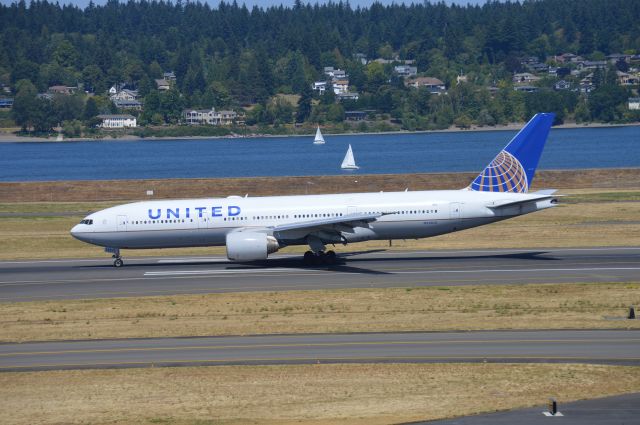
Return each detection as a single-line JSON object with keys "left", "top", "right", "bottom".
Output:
{"left": 0, "top": 0, "right": 489, "bottom": 9}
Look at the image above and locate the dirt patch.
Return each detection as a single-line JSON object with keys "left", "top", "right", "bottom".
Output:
{"left": 2, "top": 168, "right": 639, "bottom": 202}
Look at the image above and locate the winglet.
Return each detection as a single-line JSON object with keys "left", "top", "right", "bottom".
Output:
{"left": 469, "top": 113, "right": 555, "bottom": 193}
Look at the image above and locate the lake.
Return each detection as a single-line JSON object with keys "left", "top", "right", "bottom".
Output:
{"left": 0, "top": 126, "right": 638, "bottom": 182}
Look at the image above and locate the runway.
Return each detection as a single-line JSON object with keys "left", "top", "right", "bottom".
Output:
{"left": 1, "top": 330, "right": 638, "bottom": 372}
{"left": 1, "top": 247, "right": 639, "bottom": 302}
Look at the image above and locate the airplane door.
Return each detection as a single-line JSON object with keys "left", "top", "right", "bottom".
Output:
{"left": 449, "top": 202, "right": 461, "bottom": 219}
{"left": 347, "top": 206, "right": 358, "bottom": 215}
{"left": 116, "top": 215, "right": 127, "bottom": 231}
{"left": 449, "top": 203, "right": 461, "bottom": 231}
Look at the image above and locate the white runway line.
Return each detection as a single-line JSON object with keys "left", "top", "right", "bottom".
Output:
{"left": 144, "top": 268, "right": 315, "bottom": 276}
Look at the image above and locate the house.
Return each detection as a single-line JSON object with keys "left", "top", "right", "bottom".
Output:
{"left": 530, "top": 63, "right": 549, "bottom": 73}
{"left": 578, "top": 61, "right": 607, "bottom": 71}
{"left": 394, "top": 65, "right": 417, "bottom": 78}
{"left": 163, "top": 72, "right": 176, "bottom": 82}
{"left": 218, "top": 110, "right": 237, "bottom": 125}
{"left": 48, "top": 86, "right": 76, "bottom": 95}
{"left": 554, "top": 80, "right": 571, "bottom": 91}
{"left": 98, "top": 114, "right": 137, "bottom": 128}
{"left": 183, "top": 108, "right": 237, "bottom": 125}
{"left": 155, "top": 79, "right": 171, "bottom": 91}
{"left": 336, "top": 92, "right": 359, "bottom": 102}
{"left": 607, "top": 54, "right": 631, "bottom": 64}
{"left": 512, "top": 73, "right": 540, "bottom": 84}
{"left": 312, "top": 81, "right": 328, "bottom": 95}
{"left": 345, "top": 110, "right": 366, "bottom": 121}
{"left": 110, "top": 89, "right": 139, "bottom": 102}
{"left": 554, "top": 53, "right": 583, "bottom": 64}
{"left": 0, "top": 98, "right": 13, "bottom": 109}
{"left": 332, "top": 79, "right": 350, "bottom": 94}
{"left": 405, "top": 77, "right": 446, "bottom": 94}
{"left": 579, "top": 82, "right": 595, "bottom": 94}
{"left": 617, "top": 71, "right": 640, "bottom": 86}
{"left": 354, "top": 53, "right": 367, "bottom": 65}
{"left": 372, "top": 58, "right": 415, "bottom": 65}
{"left": 323, "top": 67, "right": 346, "bottom": 79}
{"left": 113, "top": 99, "right": 143, "bottom": 111}
{"left": 629, "top": 98, "right": 640, "bottom": 110}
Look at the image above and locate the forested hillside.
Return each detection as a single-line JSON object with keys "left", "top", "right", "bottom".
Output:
{"left": 1, "top": 0, "right": 639, "bottom": 136}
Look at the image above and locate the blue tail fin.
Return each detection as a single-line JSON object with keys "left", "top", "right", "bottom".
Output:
{"left": 469, "top": 112, "right": 554, "bottom": 193}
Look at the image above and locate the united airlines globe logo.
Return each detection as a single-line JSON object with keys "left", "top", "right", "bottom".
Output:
{"left": 470, "top": 150, "right": 528, "bottom": 193}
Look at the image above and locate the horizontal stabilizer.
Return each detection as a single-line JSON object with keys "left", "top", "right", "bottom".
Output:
{"left": 486, "top": 195, "right": 559, "bottom": 209}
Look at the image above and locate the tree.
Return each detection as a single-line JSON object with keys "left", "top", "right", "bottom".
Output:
{"left": 31, "top": 98, "right": 57, "bottom": 133}
{"left": 11, "top": 79, "right": 38, "bottom": 132}
{"left": 83, "top": 97, "right": 99, "bottom": 122}
{"left": 296, "top": 84, "right": 313, "bottom": 123}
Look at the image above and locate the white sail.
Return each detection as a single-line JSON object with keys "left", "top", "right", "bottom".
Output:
{"left": 313, "top": 126, "right": 325, "bottom": 144}
{"left": 341, "top": 144, "right": 359, "bottom": 169}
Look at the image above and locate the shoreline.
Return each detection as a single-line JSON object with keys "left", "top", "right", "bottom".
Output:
{"left": 1, "top": 121, "right": 638, "bottom": 143}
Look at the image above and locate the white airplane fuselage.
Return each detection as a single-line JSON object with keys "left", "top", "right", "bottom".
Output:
{"left": 71, "top": 189, "right": 556, "bottom": 250}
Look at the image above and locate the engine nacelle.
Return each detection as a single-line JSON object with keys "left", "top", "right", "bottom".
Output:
{"left": 226, "top": 232, "right": 279, "bottom": 261}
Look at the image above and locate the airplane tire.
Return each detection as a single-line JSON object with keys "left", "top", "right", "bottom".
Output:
{"left": 114, "top": 258, "right": 124, "bottom": 268}
{"left": 303, "top": 251, "right": 315, "bottom": 265}
{"left": 325, "top": 250, "right": 337, "bottom": 264}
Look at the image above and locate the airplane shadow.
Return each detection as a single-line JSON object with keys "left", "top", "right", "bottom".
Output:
{"left": 79, "top": 249, "right": 558, "bottom": 276}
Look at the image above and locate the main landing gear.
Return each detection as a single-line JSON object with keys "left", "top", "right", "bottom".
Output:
{"left": 303, "top": 250, "right": 337, "bottom": 266}
{"left": 304, "top": 235, "right": 339, "bottom": 266}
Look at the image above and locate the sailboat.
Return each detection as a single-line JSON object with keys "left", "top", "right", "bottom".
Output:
{"left": 313, "top": 126, "right": 325, "bottom": 144}
{"left": 341, "top": 144, "right": 359, "bottom": 170}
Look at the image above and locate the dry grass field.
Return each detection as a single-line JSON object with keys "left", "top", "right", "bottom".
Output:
{"left": 2, "top": 282, "right": 638, "bottom": 342}
{"left": 2, "top": 363, "right": 640, "bottom": 425}
{"left": 1, "top": 171, "right": 639, "bottom": 425}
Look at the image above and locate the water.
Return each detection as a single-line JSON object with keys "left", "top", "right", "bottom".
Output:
{"left": 0, "top": 126, "right": 638, "bottom": 182}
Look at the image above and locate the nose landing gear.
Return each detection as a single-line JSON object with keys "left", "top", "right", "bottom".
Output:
{"left": 106, "top": 248, "right": 124, "bottom": 267}
{"left": 113, "top": 256, "right": 124, "bottom": 267}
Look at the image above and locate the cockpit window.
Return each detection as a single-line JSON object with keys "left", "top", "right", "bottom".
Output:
{"left": 80, "top": 219, "right": 93, "bottom": 225}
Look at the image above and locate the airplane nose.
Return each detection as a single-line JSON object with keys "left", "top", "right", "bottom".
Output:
{"left": 70, "top": 224, "right": 83, "bottom": 240}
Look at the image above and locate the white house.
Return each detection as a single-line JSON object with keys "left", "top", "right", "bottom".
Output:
{"left": 394, "top": 65, "right": 417, "bottom": 77}
{"left": 629, "top": 98, "right": 640, "bottom": 110}
{"left": 110, "top": 89, "right": 138, "bottom": 102}
{"left": 98, "top": 114, "right": 137, "bottom": 128}
{"left": 312, "top": 81, "right": 328, "bottom": 95}
{"left": 155, "top": 79, "right": 171, "bottom": 91}
{"left": 332, "top": 79, "right": 349, "bottom": 94}
{"left": 512, "top": 73, "right": 540, "bottom": 84}
{"left": 183, "top": 108, "right": 237, "bottom": 125}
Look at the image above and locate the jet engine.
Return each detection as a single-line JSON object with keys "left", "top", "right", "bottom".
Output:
{"left": 226, "top": 232, "right": 280, "bottom": 261}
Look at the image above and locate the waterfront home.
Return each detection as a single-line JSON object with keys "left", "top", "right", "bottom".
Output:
{"left": 98, "top": 114, "right": 137, "bottom": 128}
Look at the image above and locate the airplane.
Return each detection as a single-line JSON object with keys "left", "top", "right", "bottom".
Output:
{"left": 71, "top": 112, "right": 559, "bottom": 267}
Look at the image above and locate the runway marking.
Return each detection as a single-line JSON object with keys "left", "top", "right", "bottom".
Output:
{"left": 3, "top": 338, "right": 639, "bottom": 358}
{"left": 143, "top": 268, "right": 315, "bottom": 276}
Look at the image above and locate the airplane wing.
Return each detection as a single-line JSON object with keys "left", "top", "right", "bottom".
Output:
{"left": 273, "top": 212, "right": 383, "bottom": 232}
